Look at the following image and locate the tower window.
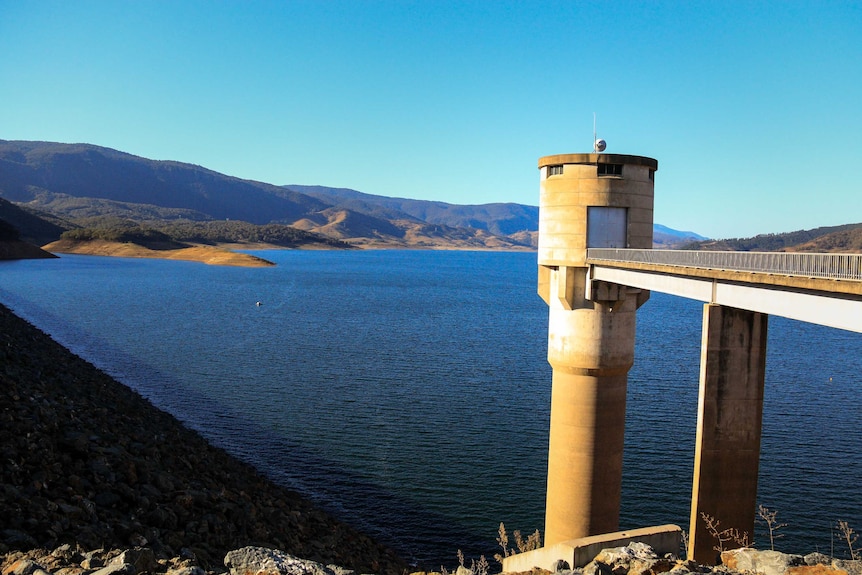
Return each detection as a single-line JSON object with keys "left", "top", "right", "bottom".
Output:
{"left": 649, "top": 169, "right": 655, "bottom": 182}
{"left": 597, "top": 163, "right": 623, "bottom": 176}
{"left": 548, "top": 165, "right": 564, "bottom": 176}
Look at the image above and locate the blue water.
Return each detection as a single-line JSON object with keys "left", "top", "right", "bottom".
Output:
{"left": 0, "top": 250, "right": 859, "bottom": 565}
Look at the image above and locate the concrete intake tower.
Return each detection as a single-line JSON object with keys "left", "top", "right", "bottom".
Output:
{"left": 537, "top": 153, "right": 657, "bottom": 546}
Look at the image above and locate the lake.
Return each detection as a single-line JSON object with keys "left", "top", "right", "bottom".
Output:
{"left": 0, "top": 250, "right": 859, "bottom": 566}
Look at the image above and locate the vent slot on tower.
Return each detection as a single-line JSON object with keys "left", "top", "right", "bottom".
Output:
{"left": 548, "top": 165, "right": 564, "bottom": 176}
{"left": 597, "top": 163, "right": 623, "bottom": 177}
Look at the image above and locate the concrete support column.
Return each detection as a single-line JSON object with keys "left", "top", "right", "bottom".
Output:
{"left": 544, "top": 269, "right": 636, "bottom": 546}
{"left": 688, "top": 304, "right": 768, "bottom": 564}
{"left": 536, "top": 152, "right": 656, "bottom": 549}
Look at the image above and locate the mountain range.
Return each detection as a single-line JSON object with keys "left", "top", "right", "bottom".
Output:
{"left": 4, "top": 139, "right": 857, "bottom": 254}
{"left": 0, "top": 140, "right": 709, "bottom": 251}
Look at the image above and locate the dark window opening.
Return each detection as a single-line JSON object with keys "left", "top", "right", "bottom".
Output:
{"left": 649, "top": 169, "right": 655, "bottom": 182}
{"left": 597, "top": 163, "right": 623, "bottom": 176}
{"left": 548, "top": 165, "right": 564, "bottom": 176}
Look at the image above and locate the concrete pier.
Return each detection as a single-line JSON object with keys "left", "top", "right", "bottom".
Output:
{"left": 688, "top": 304, "right": 768, "bottom": 564}
{"left": 537, "top": 153, "right": 657, "bottom": 545}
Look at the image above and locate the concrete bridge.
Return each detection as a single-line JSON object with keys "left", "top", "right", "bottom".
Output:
{"left": 588, "top": 248, "right": 862, "bottom": 333}
{"left": 506, "top": 152, "right": 862, "bottom": 570}
{"left": 586, "top": 247, "right": 862, "bottom": 563}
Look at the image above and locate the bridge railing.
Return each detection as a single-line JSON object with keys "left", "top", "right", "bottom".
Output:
{"left": 587, "top": 249, "right": 862, "bottom": 281}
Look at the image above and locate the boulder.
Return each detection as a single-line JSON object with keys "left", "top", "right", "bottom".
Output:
{"left": 224, "top": 547, "right": 339, "bottom": 575}
{"left": 786, "top": 565, "right": 848, "bottom": 575}
{"left": 584, "top": 543, "right": 673, "bottom": 575}
{"left": 721, "top": 549, "right": 805, "bottom": 575}
{"left": 832, "top": 561, "right": 862, "bottom": 575}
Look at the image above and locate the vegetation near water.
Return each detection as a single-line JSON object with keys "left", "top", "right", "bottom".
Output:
{"left": 60, "top": 217, "right": 351, "bottom": 249}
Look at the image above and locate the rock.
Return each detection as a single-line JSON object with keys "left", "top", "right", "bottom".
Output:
{"left": 90, "top": 563, "right": 137, "bottom": 575}
{"left": 2, "top": 559, "right": 42, "bottom": 575}
{"left": 595, "top": 543, "right": 660, "bottom": 565}
{"left": 165, "top": 567, "right": 207, "bottom": 575}
{"left": 0, "top": 532, "right": 37, "bottom": 549}
{"left": 586, "top": 543, "right": 672, "bottom": 575}
{"left": 786, "top": 565, "right": 849, "bottom": 575}
{"left": 721, "top": 548, "right": 805, "bottom": 575}
{"left": 832, "top": 561, "right": 862, "bottom": 575}
{"left": 110, "top": 548, "right": 158, "bottom": 574}
{"left": 224, "top": 547, "right": 338, "bottom": 575}
{"left": 804, "top": 555, "right": 832, "bottom": 567}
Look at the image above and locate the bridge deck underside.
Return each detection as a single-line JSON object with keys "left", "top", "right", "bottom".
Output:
{"left": 589, "top": 263, "right": 862, "bottom": 334}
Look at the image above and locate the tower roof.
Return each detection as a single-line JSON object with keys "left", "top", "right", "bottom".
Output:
{"left": 538, "top": 153, "right": 658, "bottom": 170}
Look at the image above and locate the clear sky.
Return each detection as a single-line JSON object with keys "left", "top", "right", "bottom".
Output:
{"left": 1, "top": 1, "right": 859, "bottom": 239}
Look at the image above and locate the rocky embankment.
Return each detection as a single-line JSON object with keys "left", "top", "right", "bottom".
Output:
{"left": 532, "top": 544, "right": 862, "bottom": 575}
{"left": 0, "top": 303, "right": 405, "bottom": 574}
{"left": 3, "top": 540, "right": 861, "bottom": 575}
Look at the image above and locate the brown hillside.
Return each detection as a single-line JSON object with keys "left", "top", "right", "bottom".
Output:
{"left": 42, "top": 239, "right": 275, "bottom": 267}
{"left": 786, "top": 228, "right": 862, "bottom": 253}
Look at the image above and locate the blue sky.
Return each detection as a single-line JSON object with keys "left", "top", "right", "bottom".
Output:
{"left": 1, "top": 1, "right": 859, "bottom": 239}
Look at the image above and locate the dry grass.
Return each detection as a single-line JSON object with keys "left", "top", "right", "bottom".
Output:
{"left": 42, "top": 239, "right": 275, "bottom": 267}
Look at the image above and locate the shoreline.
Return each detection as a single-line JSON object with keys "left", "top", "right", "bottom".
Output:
{"left": 0, "top": 302, "right": 408, "bottom": 574}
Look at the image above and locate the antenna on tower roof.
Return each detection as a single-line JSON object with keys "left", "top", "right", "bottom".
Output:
{"left": 593, "top": 112, "right": 606, "bottom": 153}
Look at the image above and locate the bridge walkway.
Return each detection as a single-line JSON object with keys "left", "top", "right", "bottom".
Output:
{"left": 586, "top": 249, "right": 862, "bottom": 333}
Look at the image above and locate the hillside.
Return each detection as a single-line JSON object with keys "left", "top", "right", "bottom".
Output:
{"left": 652, "top": 224, "right": 707, "bottom": 248}
{"left": 0, "top": 141, "right": 326, "bottom": 224}
{"left": 285, "top": 184, "right": 540, "bottom": 236}
{"left": 1, "top": 140, "right": 712, "bottom": 251}
{"left": 0, "top": 196, "right": 70, "bottom": 245}
{"left": 42, "top": 238, "right": 276, "bottom": 267}
{"left": 0, "top": 140, "right": 534, "bottom": 250}
{"left": 790, "top": 227, "right": 862, "bottom": 252}
{"left": 4, "top": 140, "right": 860, "bottom": 255}
{"left": 681, "top": 223, "right": 862, "bottom": 252}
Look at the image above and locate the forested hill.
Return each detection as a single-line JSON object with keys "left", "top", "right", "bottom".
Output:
{"left": 0, "top": 196, "right": 67, "bottom": 245}
{"left": 0, "top": 140, "right": 328, "bottom": 224}
{"left": 681, "top": 223, "right": 862, "bottom": 252}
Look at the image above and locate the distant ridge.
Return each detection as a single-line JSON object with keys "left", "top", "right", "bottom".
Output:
{"left": 0, "top": 139, "right": 755, "bottom": 251}
{"left": 680, "top": 223, "right": 862, "bottom": 252}
{"left": 284, "top": 184, "right": 540, "bottom": 237}
{"left": 0, "top": 140, "right": 535, "bottom": 250}
{"left": 0, "top": 140, "right": 327, "bottom": 224}
{"left": 652, "top": 224, "right": 708, "bottom": 248}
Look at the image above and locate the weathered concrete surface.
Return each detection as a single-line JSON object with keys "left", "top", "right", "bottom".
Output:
{"left": 501, "top": 525, "right": 681, "bottom": 573}
{"left": 688, "top": 305, "right": 768, "bottom": 565}
{"left": 537, "top": 153, "right": 656, "bottom": 546}
{"left": 537, "top": 154, "right": 656, "bottom": 268}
